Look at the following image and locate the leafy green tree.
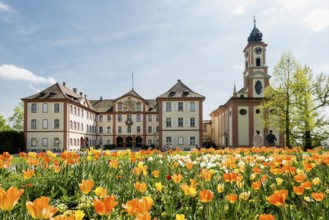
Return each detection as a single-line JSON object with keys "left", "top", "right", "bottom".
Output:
{"left": 0, "top": 114, "right": 11, "bottom": 131}
{"left": 261, "top": 52, "right": 329, "bottom": 150}
{"left": 9, "top": 102, "right": 24, "bottom": 132}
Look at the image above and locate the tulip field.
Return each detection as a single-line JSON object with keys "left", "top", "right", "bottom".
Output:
{"left": 0, "top": 147, "right": 328, "bottom": 219}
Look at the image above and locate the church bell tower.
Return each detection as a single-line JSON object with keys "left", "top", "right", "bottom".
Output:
{"left": 242, "top": 18, "right": 270, "bottom": 98}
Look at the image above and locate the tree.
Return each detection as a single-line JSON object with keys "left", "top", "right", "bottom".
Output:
{"left": 9, "top": 102, "right": 24, "bottom": 132}
{"left": 261, "top": 52, "right": 329, "bottom": 150}
{"left": 0, "top": 115, "right": 11, "bottom": 131}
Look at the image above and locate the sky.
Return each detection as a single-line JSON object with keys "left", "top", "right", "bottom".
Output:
{"left": 1, "top": 0, "right": 329, "bottom": 120}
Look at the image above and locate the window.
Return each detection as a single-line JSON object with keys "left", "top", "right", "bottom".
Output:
{"left": 70, "top": 121, "right": 73, "bottom": 129}
{"left": 118, "top": 126, "right": 122, "bottom": 133}
{"left": 42, "top": 138, "right": 48, "bottom": 147}
{"left": 74, "top": 122, "right": 76, "bottom": 130}
{"left": 31, "top": 119, "right": 37, "bottom": 129}
{"left": 107, "top": 115, "right": 111, "bottom": 122}
{"left": 190, "top": 118, "right": 195, "bottom": 127}
{"left": 81, "top": 110, "right": 84, "bottom": 117}
{"left": 70, "top": 138, "right": 73, "bottom": 146}
{"left": 70, "top": 106, "right": 73, "bottom": 114}
{"left": 156, "top": 115, "right": 159, "bottom": 122}
{"left": 190, "top": 137, "right": 196, "bottom": 145}
{"left": 148, "top": 140, "right": 152, "bottom": 145}
{"left": 148, "top": 115, "right": 152, "bottom": 122}
{"left": 127, "top": 126, "right": 131, "bottom": 133}
{"left": 178, "top": 102, "right": 183, "bottom": 111}
{"left": 203, "top": 124, "right": 207, "bottom": 132}
{"left": 54, "top": 103, "right": 60, "bottom": 113}
{"left": 256, "top": 58, "right": 261, "bottom": 66}
{"left": 166, "top": 118, "right": 171, "bottom": 127}
{"left": 31, "top": 103, "right": 37, "bottom": 113}
{"left": 137, "top": 126, "right": 141, "bottom": 133}
{"left": 136, "top": 114, "right": 141, "bottom": 122}
{"left": 78, "top": 108, "right": 80, "bottom": 116}
{"left": 118, "top": 114, "right": 122, "bottom": 122}
{"left": 107, "top": 126, "right": 111, "bottom": 133}
{"left": 148, "top": 126, "right": 152, "bottom": 133}
{"left": 127, "top": 114, "right": 132, "bottom": 121}
{"left": 74, "top": 107, "right": 77, "bottom": 115}
{"left": 178, "top": 118, "right": 184, "bottom": 127}
{"left": 54, "top": 119, "right": 59, "bottom": 129}
{"left": 118, "top": 102, "right": 123, "bottom": 111}
{"left": 156, "top": 126, "right": 159, "bottom": 132}
{"left": 178, "top": 137, "right": 184, "bottom": 145}
{"left": 166, "top": 137, "right": 172, "bottom": 144}
{"left": 99, "top": 115, "right": 103, "bottom": 122}
{"left": 74, "top": 139, "right": 76, "bottom": 146}
{"left": 190, "top": 102, "right": 196, "bottom": 111}
{"left": 239, "top": 109, "right": 247, "bottom": 115}
{"left": 31, "top": 138, "right": 37, "bottom": 147}
{"left": 136, "top": 102, "right": 142, "bottom": 111}
{"left": 54, "top": 138, "right": 60, "bottom": 146}
{"left": 166, "top": 102, "right": 172, "bottom": 112}
{"left": 99, "top": 127, "right": 103, "bottom": 133}
{"left": 42, "top": 119, "right": 48, "bottom": 129}
{"left": 81, "top": 123, "right": 84, "bottom": 131}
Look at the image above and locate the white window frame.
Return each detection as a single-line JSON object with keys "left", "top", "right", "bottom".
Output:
{"left": 54, "top": 103, "right": 60, "bottom": 113}
{"left": 178, "top": 137, "right": 184, "bottom": 145}
{"left": 42, "top": 138, "right": 48, "bottom": 147}
{"left": 42, "top": 119, "right": 48, "bottom": 129}
{"left": 31, "top": 103, "right": 37, "bottom": 113}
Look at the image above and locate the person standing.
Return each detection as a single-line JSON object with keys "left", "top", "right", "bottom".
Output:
{"left": 265, "top": 130, "right": 277, "bottom": 147}
{"left": 252, "top": 130, "right": 263, "bottom": 147}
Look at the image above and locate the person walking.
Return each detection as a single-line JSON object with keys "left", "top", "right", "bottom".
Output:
{"left": 265, "top": 130, "right": 277, "bottom": 147}
{"left": 252, "top": 130, "right": 263, "bottom": 147}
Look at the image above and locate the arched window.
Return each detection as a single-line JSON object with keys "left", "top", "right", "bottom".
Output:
{"left": 31, "top": 119, "right": 37, "bottom": 129}
{"left": 256, "top": 58, "right": 261, "bottom": 66}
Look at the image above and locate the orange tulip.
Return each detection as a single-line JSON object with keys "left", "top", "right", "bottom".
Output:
{"left": 123, "top": 196, "right": 153, "bottom": 218}
{"left": 293, "top": 186, "right": 304, "bottom": 195}
{"left": 199, "top": 190, "right": 214, "bottom": 203}
{"left": 94, "top": 195, "right": 118, "bottom": 215}
{"left": 294, "top": 174, "right": 307, "bottom": 183}
{"left": 152, "top": 170, "right": 160, "bottom": 178}
{"left": 311, "top": 192, "right": 326, "bottom": 201}
{"left": 252, "top": 181, "right": 261, "bottom": 190}
{"left": 172, "top": 173, "right": 183, "bottom": 184}
{"left": 23, "top": 169, "right": 35, "bottom": 179}
{"left": 79, "top": 179, "right": 94, "bottom": 194}
{"left": 201, "top": 169, "right": 213, "bottom": 182}
{"left": 301, "top": 181, "right": 312, "bottom": 190}
{"left": 134, "top": 182, "right": 147, "bottom": 193}
{"left": 223, "top": 173, "right": 237, "bottom": 182}
{"left": 226, "top": 194, "right": 238, "bottom": 203}
{"left": 259, "top": 214, "right": 276, "bottom": 220}
{"left": 185, "top": 162, "right": 194, "bottom": 171}
{"left": 267, "top": 190, "right": 288, "bottom": 206}
{"left": 109, "top": 160, "right": 119, "bottom": 169}
{"left": 0, "top": 187, "right": 24, "bottom": 211}
{"left": 26, "top": 196, "right": 58, "bottom": 219}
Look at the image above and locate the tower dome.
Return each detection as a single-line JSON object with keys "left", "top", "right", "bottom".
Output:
{"left": 247, "top": 18, "right": 263, "bottom": 43}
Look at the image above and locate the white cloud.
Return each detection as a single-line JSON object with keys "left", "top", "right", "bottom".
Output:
{"left": 0, "top": 2, "right": 11, "bottom": 11}
{"left": 0, "top": 64, "right": 56, "bottom": 84}
{"left": 278, "top": 0, "right": 310, "bottom": 11}
{"left": 302, "top": 9, "right": 329, "bottom": 32}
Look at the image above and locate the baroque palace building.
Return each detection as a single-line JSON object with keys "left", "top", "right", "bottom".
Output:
{"left": 22, "top": 79, "right": 205, "bottom": 152}
{"left": 210, "top": 20, "right": 284, "bottom": 148}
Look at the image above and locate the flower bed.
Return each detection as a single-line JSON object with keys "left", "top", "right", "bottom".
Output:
{"left": 0, "top": 147, "right": 328, "bottom": 219}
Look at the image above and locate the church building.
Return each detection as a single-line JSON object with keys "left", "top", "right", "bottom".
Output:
{"left": 210, "top": 20, "right": 284, "bottom": 148}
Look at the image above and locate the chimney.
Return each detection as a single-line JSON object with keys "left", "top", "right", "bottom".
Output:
{"left": 177, "top": 79, "right": 181, "bottom": 82}
{"left": 73, "top": 88, "right": 77, "bottom": 93}
{"left": 84, "top": 94, "right": 87, "bottom": 99}
{"left": 100, "top": 96, "right": 103, "bottom": 100}
{"left": 63, "top": 82, "right": 66, "bottom": 86}
{"left": 80, "top": 92, "right": 83, "bottom": 96}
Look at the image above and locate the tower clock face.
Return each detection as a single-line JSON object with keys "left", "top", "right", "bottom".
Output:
{"left": 254, "top": 47, "right": 262, "bottom": 55}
